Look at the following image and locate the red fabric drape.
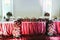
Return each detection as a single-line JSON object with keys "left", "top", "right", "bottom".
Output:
{"left": 21, "top": 21, "right": 46, "bottom": 35}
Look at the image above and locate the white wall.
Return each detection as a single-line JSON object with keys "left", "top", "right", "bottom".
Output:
{"left": 13, "top": 0, "right": 60, "bottom": 18}
{"left": 13, "top": 0, "right": 42, "bottom": 18}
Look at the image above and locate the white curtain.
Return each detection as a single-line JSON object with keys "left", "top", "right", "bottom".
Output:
{"left": 0, "top": 0, "right": 2, "bottom": 20}
{"left": 2, "top": 0, "right": 13, "bottom": 18}
{"left": 39, "top": 0, "right": 52, "bottom": 19}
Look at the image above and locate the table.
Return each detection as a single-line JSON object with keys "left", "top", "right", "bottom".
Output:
{"left": 21, "top": 21, "right": 46, "bottom": 35}
{"left": 0, "top": 21, "right": 14, "bottom": 35}
{"left": 53, "top": 21, "right": 60, "bottom": 34}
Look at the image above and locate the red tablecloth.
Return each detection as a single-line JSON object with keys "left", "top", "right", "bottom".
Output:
{"left": 56, "top": 22, "right": 60, "bottom": 34}
{"left": 21, "top": 21, "right": 46, "bottom": 35}
{"left": 53, "top": 21, "right": 60, "bottom": 34}
{"left": 37, "top": 22, "right": 46, "bottom": 34}
{"left": 0, "top": 22, "right": 14, "bottom": 36}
